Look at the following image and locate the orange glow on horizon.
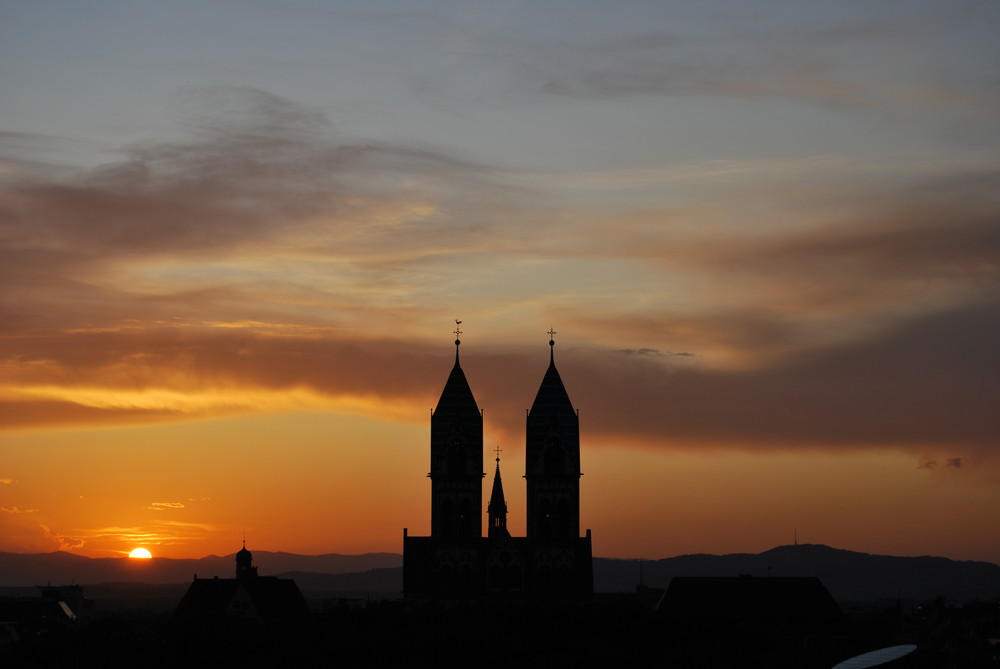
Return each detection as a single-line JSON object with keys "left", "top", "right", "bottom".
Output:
{"left": 2, "top": 410, "right": 998, "bottom": 564}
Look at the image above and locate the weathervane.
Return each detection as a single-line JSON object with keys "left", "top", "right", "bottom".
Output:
{"left": 454, "top": 319, "right": 463, "bottom": 345}
{"left": 548, "top": 327, "right": 557, "bottom": 346}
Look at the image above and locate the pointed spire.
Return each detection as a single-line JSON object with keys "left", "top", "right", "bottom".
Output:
{"left": 487, "top": 446, "right": 509, "bottom": 539}
{"left": 435, "top": 320, "right": 478, "bottom": 417}
{"left": 530, "top": 328, "right": 574, "bottom": 418}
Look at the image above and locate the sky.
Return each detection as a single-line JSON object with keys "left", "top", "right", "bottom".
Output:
{"left": 1, "top": 0, "right": 998, "bottom": 564}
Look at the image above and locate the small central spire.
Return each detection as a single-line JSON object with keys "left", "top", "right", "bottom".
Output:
{"left": 547, "top": 327, "right": 557, "bottom": 364}
{"left": 487, "top": 446, "right": 509, "bottom": 539}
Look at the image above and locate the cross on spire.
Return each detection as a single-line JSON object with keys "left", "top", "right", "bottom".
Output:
{"left": 493, "top": 444, "right": 502, "bottom": 462}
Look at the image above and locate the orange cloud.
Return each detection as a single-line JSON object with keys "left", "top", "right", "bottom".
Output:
{"left": 39, "top": 523, "right": 86, "bottom": 551}
{"left": 1, "top": 506, "right": 38, "bottom": 514}
{"left": 147, "top": 502, "right": 186, "bottom": 511}
{"left": 2, "top": 87, "right": 997, "bottom": 466}
{"left": 2, "top": 289, "right": 999, "bottom": 460}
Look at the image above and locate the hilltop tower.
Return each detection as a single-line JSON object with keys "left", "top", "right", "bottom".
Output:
{"left": 235, "top": 540, "right": 258, "bottom": 580}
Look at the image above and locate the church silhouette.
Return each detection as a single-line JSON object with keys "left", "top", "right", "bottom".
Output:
{"left": 403, "top": 329, "right": 593, "bottom": 599}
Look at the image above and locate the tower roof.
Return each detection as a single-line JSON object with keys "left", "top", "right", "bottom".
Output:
{"left": 236, "top": 540, "right": 252, "bottom": 560}
{"left": 528, "top": 336, "right": 575, "bottom": 418}
{"left": 434, "top": 341, "right": 480, "bottom": 417}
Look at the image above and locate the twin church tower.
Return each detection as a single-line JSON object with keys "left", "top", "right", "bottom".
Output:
{"left": 403, "top": 328, "right": 594, "bottom": 599}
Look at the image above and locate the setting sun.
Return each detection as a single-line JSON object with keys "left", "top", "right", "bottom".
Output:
{"left": 129, "top": 548, "right": 153, "bottom": 559}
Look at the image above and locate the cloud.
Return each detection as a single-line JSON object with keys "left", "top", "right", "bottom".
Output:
{"left": 0, "top": 86, "right": 542, "bottom": 351}
{"left": 147, "top": 502, "right": 186, "bottom": 510}
{"left": 1, "top": 87, "right": 501, "bottom": 268}
{"left": 0, "top": 478, "right": 13, "bottom": 484}
{"left": 0, "top": 328, "right": 447, "bottom": 428}
{"left": 616, "top": 349, "right": 696, "bottom": 358}
{"left": 76, "top": 521, "right": 218, "bottom": 551}
{"left": 498, "top": 8, "right": 999, "bottom": 114}
{"left": 537, "top": 51, "right": 870, "bottom": 108}
{"left": 1, "top": 506, "right": 38, "bottom": 514}
{"left": 573, "top": 298, "right": 1000, "bottom": 451}
{"left": 40, "top": 524, "right": 85, "bottom": 551}
{"left": 0, "top": 399, "right": 188, "bottom": 430}
{"left": 918, "top": 456, "right": 967, "bottom": 472}
{"left": 2, "top": 294, "right": 997, "bottom": 458}
{"left": 1, "top": 86, "right": 997, "bottom": 464}
{"left": 713, "top": 175, "right": 1000, "bottom": 291}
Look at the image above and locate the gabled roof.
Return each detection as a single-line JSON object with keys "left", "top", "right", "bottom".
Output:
{"left": 172, "top": 578, "right": 241, "bottom": 621}
{"left": 171, "top": 577, "right": 310, "bottom": 627}
{"left": 659, "top": 576, "right": 842, "bottom": 627}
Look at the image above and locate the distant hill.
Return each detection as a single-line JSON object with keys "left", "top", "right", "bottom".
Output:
{"left": 0, "top": 550, "right": 401, "bottom": 587}
{"left": 595, "top": 544, "right": 1000, "bottom": 602}
{"left": 3, "top": 545, "right": 998, "bottom": 603}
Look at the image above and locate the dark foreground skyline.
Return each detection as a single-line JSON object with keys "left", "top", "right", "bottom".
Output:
{"left": 3, "top": 543, "right": 999, "bottom": 669}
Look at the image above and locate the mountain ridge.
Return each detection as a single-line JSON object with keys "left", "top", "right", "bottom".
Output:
{"left": 2, "top": 544, "right": 998, "bottom": 602}
{"left": 596, "top": 544, "right": 1000, "bottom": 601}
{"left": 0, "top": 550, "right": 401, "bottom": 587}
